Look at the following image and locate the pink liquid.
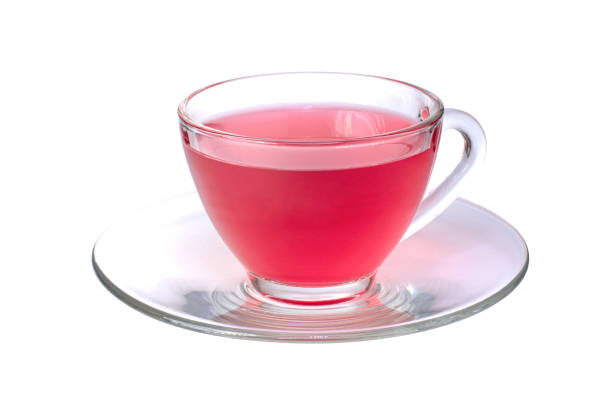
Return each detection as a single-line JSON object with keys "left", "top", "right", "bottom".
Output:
{"left": 184, "top": 105, "right": 438, "bottom": 286}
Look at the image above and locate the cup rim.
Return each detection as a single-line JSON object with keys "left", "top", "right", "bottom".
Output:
{"left": 178, "top": 72, "right": 444, "bottom": 145}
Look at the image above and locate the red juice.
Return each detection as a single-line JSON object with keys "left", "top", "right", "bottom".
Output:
{"left": 183, "top": 105, "right": 438, "bottom": 286}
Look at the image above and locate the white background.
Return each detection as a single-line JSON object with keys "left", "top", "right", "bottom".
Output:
{"left": 2, "top": 1, "right": 610, "bottom": 406}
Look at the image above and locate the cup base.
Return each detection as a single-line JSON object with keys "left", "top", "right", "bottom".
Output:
{"left": 248, "top": 273, "right": 375, "bottom": 305}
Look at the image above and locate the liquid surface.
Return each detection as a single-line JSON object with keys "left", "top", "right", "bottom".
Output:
{"left": 204, "top": 104, "right": 417, "bottom": 140}
{"left": 184, "top": 105, "right": 437, "bottom": 286}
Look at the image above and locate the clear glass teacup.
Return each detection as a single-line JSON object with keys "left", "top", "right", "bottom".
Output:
{"left": 179, "top": 72, "right": 485, "bottom": 304}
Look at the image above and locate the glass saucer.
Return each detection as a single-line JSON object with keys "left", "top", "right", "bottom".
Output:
{"left": 92, "top": 194, "right": 528, "bottom": 342}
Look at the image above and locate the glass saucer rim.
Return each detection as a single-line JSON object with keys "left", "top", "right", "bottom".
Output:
{"left": 92, "top": 195, "right": 529, "bottom": 342}
{"left": 93, "top": 254, "right": 528, "bottom": 341}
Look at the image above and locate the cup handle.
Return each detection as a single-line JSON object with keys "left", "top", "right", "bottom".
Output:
{"left": 402, "top": 108, "right": 487, "bottom": 239}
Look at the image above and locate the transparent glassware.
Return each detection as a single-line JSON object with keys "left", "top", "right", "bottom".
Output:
{"left": 92, "top": 194, "right": 528, "bottom": 342}
{"left": 178, "top": 73, "right": 487, "bottom": 304}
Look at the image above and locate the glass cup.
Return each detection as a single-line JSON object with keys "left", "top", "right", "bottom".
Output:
{"left": 178, "top": 72, "right": 486, "bottom": 304}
